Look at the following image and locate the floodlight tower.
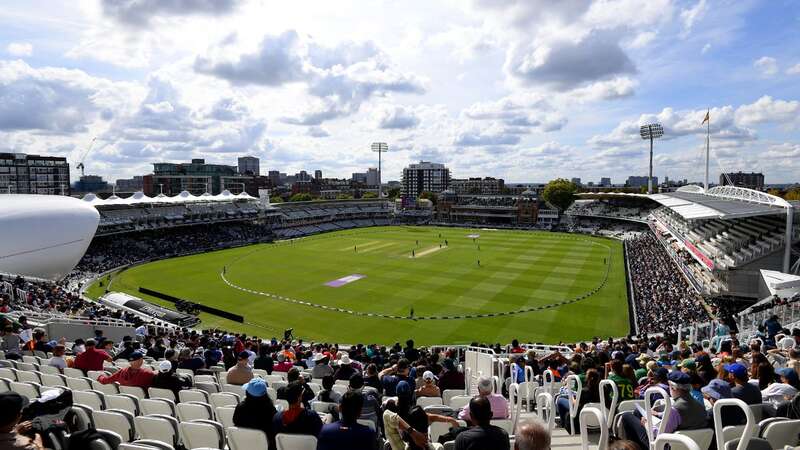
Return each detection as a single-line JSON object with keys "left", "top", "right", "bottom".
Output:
{"left": 639, "top": 123, "right": 663, "bottom": 194}
{"left": 371, "top": 142, "right": 389, "bottom": 198}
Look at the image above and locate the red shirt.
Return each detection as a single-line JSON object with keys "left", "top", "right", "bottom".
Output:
{"left": 98, "top": 367, "right": 155, "bottom": 389}
{"left": 273, "top": 361, "right": 294, "bottom": 372}
{"left": 74, "top": 347, "right": 110, "bottom": 372}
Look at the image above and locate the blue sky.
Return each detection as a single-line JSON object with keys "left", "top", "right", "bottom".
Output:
{"left": 0, "top": 0, "right": 798, "bottom": 184}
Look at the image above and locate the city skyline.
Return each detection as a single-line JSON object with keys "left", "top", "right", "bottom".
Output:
{"left": 0, "top": 1, "right": 798, "bottom": 184}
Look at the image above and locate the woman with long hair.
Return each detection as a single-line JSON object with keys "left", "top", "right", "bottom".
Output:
{"left": 233, "top": 378, "right": 278, "bottom": 450}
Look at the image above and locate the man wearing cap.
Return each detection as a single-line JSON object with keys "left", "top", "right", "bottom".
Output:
{"left": 762, "top": 368, "right": 799, "bottom": 405}
{"left": 98, "top": 351, "right": 155, "bottom": 389}
{"left": 333, "top": 355, "right": 356, "bottom": 381}
{"left": 226, "top": 351, "right": 254, "bottom": 385}
{"left": 620, "top": 371, "right": 706, "bottom": 450}
{"left": 725, "top": 362, "right": 761, "bottom": 405}
{"left": 152, "top": 360, "right": 190, "bottom": 398}
{"left": 416, "top": 371, "right": 441, "bottom": 398}
{"left": 701, "top": 378, "right": 744, "bottom": 427}
{"left": 0, "top": 392, "right": 43, "bottom": 450}
{"left": 234, "top": 378, "right": 277, "bottom": 449}
{"left": 73, "top": 338, "right": 112, "bottom": 374}
{"left": 311, "top": 353, "right": 333, "bottom": 379}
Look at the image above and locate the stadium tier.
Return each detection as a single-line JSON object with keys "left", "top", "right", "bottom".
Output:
{"left": 1, "top": 188, "right": 800, "bottom": 449}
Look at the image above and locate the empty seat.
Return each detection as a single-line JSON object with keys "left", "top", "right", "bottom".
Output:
{"left": 275, "top": 433, "right": 317, "bottom": 450}
{"left": 416, "top": 397, "right": 443, "bottom": 408}
{"left": 40, "top": 374, "right": 66, "bottom": 388}
{"left": 209, "top": 393, "right": 238, "bottom": 409}
{"left": 74, "top": 390, "right": 106, "bottom": 411}
{"left": 119, "top": 440, "right": 175, "bottom": 450}
{"left": 66, "top": 377, "right": 93, "bottom": 391}
{"left": 63, "top": 368, "right": 86, "bottom": 379}
{"left": 179, "top": 420, "right": 226, "bottom": 450}
{"left": 94, "top": 409, "right": 136, "bottom": 442}
{"left": 177, "top": 402, "right": 213, "bottom": 422}
{"left": 179, "top": 389, "right": 209, "bottom": 404}
{"left": 87, "top": 370, "right": 109, "bottom": 380}
{"left": 148, "top": 387, "right": 177, "bottom": 402}
{"left": 134, "top": 415, "right": 180, "bottom": 449}
{"left": 91, "top": 380, "right": 120, "bottom": 395}
{"left": 449, "top": 395, "right": 472, "bottom": 409}
{"left": 106, "top": 394, "right": 140, "bottom": 416}
{"left": 119, "top": 386, "right": 147, "bottom": 400}
{"left": 227, "top": 426, "right": 268, "bottom": 450}
{"left": 215, "top": 407, "right": 236, "bottom": 429}
{"left": 0, "top": 368, "right": 18, "bottom": 381}
{"left": 761, "top": 419, "right": 800, "bottom": 448}
{"left": 16, "top": 371, "right": 41, "bottom": 384}
{"left": 10, "top": 381, "right": 40, "bottom": 401}
{"left": 140, "top": 398, "right": 176, "bottom": 416}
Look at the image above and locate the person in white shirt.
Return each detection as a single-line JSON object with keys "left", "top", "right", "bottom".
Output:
{"left": 48, "top": 345, "right": 67, "bottom": 372}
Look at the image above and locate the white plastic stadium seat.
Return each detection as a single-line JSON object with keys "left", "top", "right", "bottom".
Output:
{"left": 227, "top": 426, "right": 268, "bottom": 450}
{"left": 179, "top": 420, "right": 226, "bottom": 450}
{"left": 139, "top": 398, "right": 176, "bottom": 416}
{"left": 73, "top": 390, "right": 106, "bottom": 411}
{"left": 179, "top": 389, "right": 209, "bottom": 404}
{"left": 449, "top": 395, "right": 472, "bottom": 409}
{"left": 134, "top": 415, "right": 180, "bottom": 449}
{"left": 148, "top": 387, "right": 177, "bottom": 402}
{"left": 215, "top": 407, "right": 236, "bottom": 429}
{"left": 106, "top": 394, "right": 140, "bottom": 416}
{"left": 119, "top": 385, "right": 147, "bottom": 400}
{"left": 177, "top": 402, "right": 214, "bottom": 422}
{"left": 276, "top": 433, "right": 317, "bottom": 450}
{"left": 209, "top": 392, "right": 239, "bottom": 409}
{"left": 94, "top": 409, "right": 136, "bottom": 442}
{"left": 416, "top": 397, "right": 443, "bottom": 408}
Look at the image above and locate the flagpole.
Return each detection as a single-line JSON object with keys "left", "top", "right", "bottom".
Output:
{"left": 704, "top": 109, "right": 710, "bottom": 191}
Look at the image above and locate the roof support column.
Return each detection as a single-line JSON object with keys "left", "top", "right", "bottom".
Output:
{"left": 785, "top": 205, "right": 794, "bottom": 273}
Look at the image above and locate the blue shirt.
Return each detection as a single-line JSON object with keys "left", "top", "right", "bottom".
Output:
{"left": 316, "top": 421, "right": 375, "bottom": 450}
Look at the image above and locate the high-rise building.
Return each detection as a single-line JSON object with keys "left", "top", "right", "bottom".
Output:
{"left": 237, "top": 156, "right": 260, "bottom": 175}
{"left": 626, "top": 176, "right": 658, "bottom": 187}
{"left": 366, "top": 168, "right": 379, "bottom": 186}
{"left": 72, "top": 175, "right": 111, "bottom": 193}
{"left": 314, "top": 170, "right": 322, "bottom": 180}
{"left": 296, "top": 170, "right": 311, "bottom": 182}
{"left": 720, "top": 172, "right": 764, "bottom": 190}
{"left": 146, "top": 158, "right": 245, "bottom": 195}
{"left": 401, "top": 161, "right": 450, "bottom": 199}
{"left": 600, "top": 177, "right": 612, "bottom": 187}
{"left": 0, "top": 153, "right": 70, "bottom": 195}
{"left": 571, "top": 177, "right": 581, "bottom": 186}
{"left": 352, "top": 172, "right": 367, "bottom": 184}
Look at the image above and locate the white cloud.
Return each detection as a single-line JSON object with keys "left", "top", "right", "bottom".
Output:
{"left": 100, "top": 0, "right": 243, "bottom": 27}
{"left": 701, "top": 43, "right": 711, "bottom": 54}
{"left": 753, "top": 56, "right": 778, "bottom": 76}
{"left": 680, "top": 0, "right": 707, "bottom": 35}
{"left": 376, "top": 105, "right": 420, "bottom": 129}
{"left": 734, "top": 95, "right": 800, "bottom": 126}
{"left": 570, "top": 77, "right": 638, "bottom": 101}
{"left": 306, "top": 126, "right": 329, "bottom": 138}
{"left": 787, "top": 63, "right": 800, "bottom": 75}
{"left": 6, "top": 42, "right": 33, "bottom": 57}
{"left": 628, "top": 31, "right": 656, "bottom": 49}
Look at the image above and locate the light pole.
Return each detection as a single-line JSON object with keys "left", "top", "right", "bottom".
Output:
{"left": 371, "top": 142, "right": 389, "bottom": 198}
{"left": 639, "top": 123, "right": 663, "bottom": 194}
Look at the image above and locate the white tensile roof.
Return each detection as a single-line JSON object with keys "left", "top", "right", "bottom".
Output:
{"left": 81, "top": 190, "right": 255, "bottom": 206}
{"left": 760, "top": 269, "right": 800, "bottom": 298}
{"left": 0, "top": 195, "right": 100, "bottom": 281}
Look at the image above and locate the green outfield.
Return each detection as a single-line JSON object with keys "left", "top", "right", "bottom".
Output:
{"left": 86, "top": 226, "right": 630, "bottom": 344}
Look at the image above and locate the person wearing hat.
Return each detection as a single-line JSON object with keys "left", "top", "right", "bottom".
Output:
{"left": 73, "top": 338, "right": 112, "bottom": 374}
{"left": 415, "top": 371, "right": 441, "bottom": 398}
{"left": 725, "top": 362, "right": 762, "bottom": 406}
{"left": 620, "top": 370, "right": 706, "bottom": 450}
{"left": 152, "top": 360, "right": 190, "bottom": 398}
{"left": 98, "top": 351, "right": 155, "bottom": 389}
{"left": 333, "top": 354, "right": 356, "bottom": 381}
{"left": 311, "top": 353, "right": 333, "bottom": 379}
{"left": 761, "top": 368, "right": 800, "bottom": 406}
{"left": 227, "top": 351, "right": 254, "bottom": 385}
{"left": 234, "top": 378, "right": 278, "bottom": 450}
{"left": 701, "top": 378, "right": 746, "bottom": 431}
{"left": 635, "top": 367, "right": 668, "bottom": 399}
{"left": 0, "top": 391, "right": 42, "bottom": 450}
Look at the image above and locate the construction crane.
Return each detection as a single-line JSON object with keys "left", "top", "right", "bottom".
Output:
{"left": 75, "top": 137, "right": 97, "bottom": 177}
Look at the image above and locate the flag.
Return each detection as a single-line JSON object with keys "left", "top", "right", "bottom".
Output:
{"left": 701, "top": 110, "right": 709, "bottom": 125}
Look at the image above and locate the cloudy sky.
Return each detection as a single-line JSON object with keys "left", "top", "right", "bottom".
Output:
{"left": 1, "top": 0, "right": 798, "bottom": 184}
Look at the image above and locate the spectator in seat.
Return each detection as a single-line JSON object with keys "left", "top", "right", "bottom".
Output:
{"left": 556, "top": 368, "right": 600, "bottom": 433}
{"left": 348, "top": 374, "right": 380, "bottom": 429}
{"left": 273, "top": 381, "right": 323, "bottom": 438}
{"left": 316, "top": 391, "right": 376, "bottom": 450}
{"left": 152, "top": 360, "right": 190, "bottom": 399}
{"left": 363, "top": 364, "right": 382, "bottom": 393}
{"left": 47, "top": 345, "right": 67, "bottom": 372}
{"left": 98, "top": 351, "right": 155, "bottom": 389}
{"left": 0, "top": 392, "right": 43, "bottom": 450}
{"left": 380, "top": 358, "right": 414, "bottom": 396}
{"left": 333, "top": 354, "right": 356, "bottom": 381}
{"left": 725, "top": 363, "right": 762, "bottom": 405}
{"left": 458, "top": 376, "right": 508, "bottom": 424}
{"left": 514, "top": 419, "right": 550, "bottom": 450}
{"left": 234, "top": 378, "right": 277, "bottom": 450}
{"left": 177, "top": 348, "right": 205, "bottom": 373}
{"left": 316, "top": 375, "right": 342, "bottom": 404}
{"left": 273, "top": 353, "right": 294, "bottom": 372}
{"left": 0, "top": 325, "right": 20, "bottom": 355}
{"left": 278, "top": 368, "right": 315, "bottom": 406}
{"left": 29, "top": 329, "right": 52, "bottom": 353}
{"left": 73, "top": 339, "right": 112, "bottom": 374}
{"left": 415, "top": 371, "right": 441, "bottom": 398}
{"left": 226, "top": 351, "right": 254, "bottom": 385}
{"left": 311, "top": 353, "right": 333, "bottom": 379}
{"left": 454, "top": 396, "right": 510, "bottom": 450}
{"left": 203, "top": 342, "right": 222, "bottom": 368}
{"left": 702, "top": 378, "right": 744, "bottom": 428}
{"left": 254, "top": 346, "right": 274, "bottom": 374}
{"left": 404, "top": 339, "right": 420, "bottom": 363}
{"left": 438, "top": 358, "right": 464, "bottom": 392}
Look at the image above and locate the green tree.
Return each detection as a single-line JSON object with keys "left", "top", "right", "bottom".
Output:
{"left": 767, "top": 188, "right": 783, "bottom": 197}
{"left": 387, "top": 187, "right": 401, "bottom": 199}
{"left": 785, "top": 189, "right": 800, "bottom": 201}
{"left": 419, "top": 191, "right": 438, "bottom": 205}
{"left": 269, "top": 195, "right": 284, "bottom": 203}
{"left": 289, "top": 193, "right": 313, "bottom": 202}
{"left": 336, "top": 193, "right": 354, "bottom": 200}
{"left": 362, "top": 191, "right": 378, "bottom": 199}
{"left": 542, "top": 178, "right": 577, "bottom": 210}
